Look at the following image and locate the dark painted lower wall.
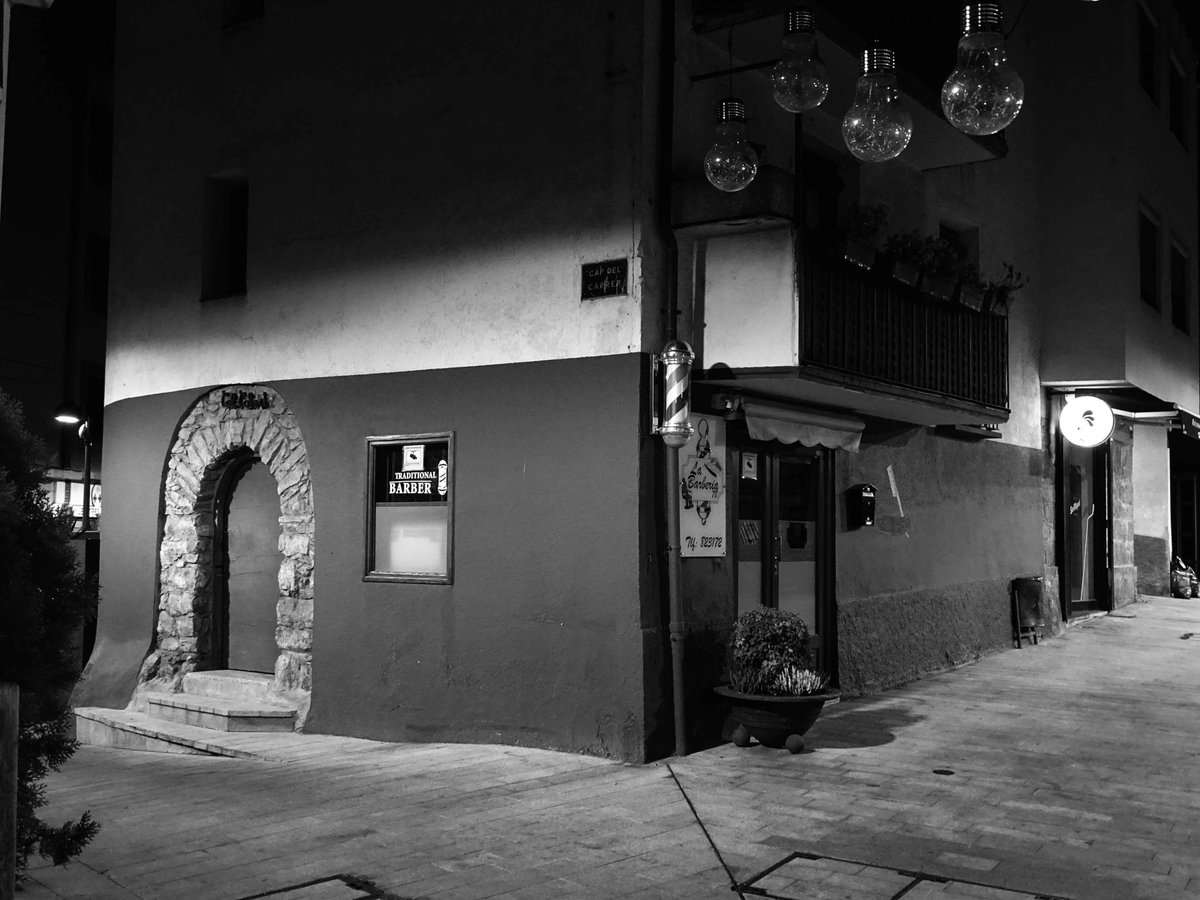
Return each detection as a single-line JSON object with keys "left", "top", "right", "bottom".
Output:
{"left": 1135, "top": 535, "right": 1170, "bottom": 596}
{"left": 75, "top": 355, "right": 662, "bottom": 761}
{"left": 838, "top": 580, "right": 1011, "bottom": 691}
{"left": 837, "top": 426, "right": 1046, "bottom": 694}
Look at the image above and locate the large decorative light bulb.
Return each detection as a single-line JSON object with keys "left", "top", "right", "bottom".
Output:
{"left": 941, "top": 3, "right": 1024, "bottom": 135}
{"left": 842, "top": 46, "right": 913, "bottom": 162}
{"left": 771, "top": 9, "right": 829, "bottom": 113}
{"left": 704, "top": 98, "right": 758, "bottom": 192}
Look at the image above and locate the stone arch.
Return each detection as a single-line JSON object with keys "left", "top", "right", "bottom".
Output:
{"left": 135, "top": 385, "right": 314, "bottom": 723}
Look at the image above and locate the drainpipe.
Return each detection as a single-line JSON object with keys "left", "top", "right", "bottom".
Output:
{"left": 655, "top": 0, "right": 687, "bottom": 758}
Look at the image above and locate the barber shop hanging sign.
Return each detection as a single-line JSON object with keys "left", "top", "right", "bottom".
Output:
{"left": 679, "top": 414, "right": 726, "bottom": 557}
{"left": 1060, "top": 395, "right": 1115, "bottom": 447}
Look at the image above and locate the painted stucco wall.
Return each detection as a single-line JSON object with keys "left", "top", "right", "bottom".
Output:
{"left": 836, "top": 427, "right": 1045, "bottom": 693}
{"left": 1134, "top": 423, "right": 1172, "bottom": 596}
{"left": 702, "top": 228, "right": 798, "bottom": 370}
{"left": 76, "top": 355, "right": 661, "bottom": 761}
{"left": 105, "top": 2, "right": 655, "bottom": 405}
{"left": 1033, "top": 0, "right": 1199, "bottom": 409}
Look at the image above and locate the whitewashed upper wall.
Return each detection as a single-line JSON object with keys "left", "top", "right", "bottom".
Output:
{"left": 106, "top": 2, "right": 655, "bottom": 404}
{"left": 1033, "top": 0, "right": 1200, "bottom": 413}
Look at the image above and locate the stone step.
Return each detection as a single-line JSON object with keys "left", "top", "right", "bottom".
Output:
{"left": 145, "top": 691, "right": 297, "bottom": 733}
{"left": 75, "top": 707, "right": 274, "bottom": 759}
{"left": 182, "top": 669, "right": 279, "bottom": 703}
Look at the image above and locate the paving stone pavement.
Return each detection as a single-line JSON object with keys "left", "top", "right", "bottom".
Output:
{"left": 19, "top": 595, "right": 1200, "bottom": 899}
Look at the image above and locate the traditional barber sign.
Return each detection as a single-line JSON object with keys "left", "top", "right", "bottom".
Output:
{"left": 376, "top": 441, "right": 449, "bottom": 502}
{"left": 368, "top": 434, "right": 454, "bottom": 581}
{"left": 1060, "top": 396, "right": 1115, "bottom": 448}
{"left": 679, "top": 414, "right": 726, "bottom": 557}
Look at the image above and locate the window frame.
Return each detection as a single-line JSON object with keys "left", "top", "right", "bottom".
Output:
{"left": 1138, "top": 4, "right": 1159, "bottom": 104}
{"left": 1170, "top": 239, "right": 1190, "bottom": 334}
{"left": 363, "top": 431, "right": 455, "bottom": 584}
{"left": 1139, "top": 208, "right": 1161, "bottom": 311}
{"left": 200, "top": 172, "right": 249, "bottom": 302}
{"left": 1168, "top": 55, "right": 1189, "bottom": 147}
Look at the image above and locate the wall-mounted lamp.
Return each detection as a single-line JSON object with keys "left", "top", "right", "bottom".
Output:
{"left": 53, "top": 401, "right": 93, "bottom": 532}
{"left": 653, "top": 340, "right": 696, "bottom": 448}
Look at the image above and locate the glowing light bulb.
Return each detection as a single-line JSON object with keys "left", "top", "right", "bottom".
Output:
{"left": 941, "top": 3, "right": 1024, "bottom": 135}
{"left": 842, "top": 46, "right": 912, "bottom": 163}
{"left": 771, "top": 9, "right": 829, "bottom": 113}
{"left": 704, "top": 99, "right": 758, "bottom": 192}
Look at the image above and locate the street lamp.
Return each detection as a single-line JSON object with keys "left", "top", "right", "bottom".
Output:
{"left": 53, "top": 401, "right": 92, "bottom": 533}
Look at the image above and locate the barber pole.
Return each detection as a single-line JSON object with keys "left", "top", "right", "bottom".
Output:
{"left": 658, "top": 340, "right": 695, "bottom": 448}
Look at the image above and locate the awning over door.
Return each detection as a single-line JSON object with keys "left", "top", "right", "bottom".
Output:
{"left": 740, "top": 399, "right": 865, "bottom": 452}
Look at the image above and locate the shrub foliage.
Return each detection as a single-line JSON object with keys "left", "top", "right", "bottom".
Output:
{"left": 0, "top": 390, "right": 99, "bottom": 877}
{"left": 728, "top": 607, "right": 829, "bottom": 696}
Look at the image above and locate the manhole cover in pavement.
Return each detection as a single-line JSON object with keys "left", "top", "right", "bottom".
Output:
{"left": 740, "top": 852, "right": 1071, "bottom": 900}
{"left": 237, "top": 874, "right": 410, "bottom": 900}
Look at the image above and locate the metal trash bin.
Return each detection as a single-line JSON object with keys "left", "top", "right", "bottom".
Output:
{"left": 1011, "top": 576, "right": 1044, "bottom": 648}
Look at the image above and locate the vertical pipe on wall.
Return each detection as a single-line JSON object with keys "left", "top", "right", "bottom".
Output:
{"left": 655, "top": 0, "right": 687, "bottom": 757}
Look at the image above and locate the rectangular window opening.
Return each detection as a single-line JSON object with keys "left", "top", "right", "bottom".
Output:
{"left": 85, "top": 232, "right": 110, "bottom": 315}
{"left": 1169, "top": 59, "right": 1187, "bottom": 144}
{"left": 1140, "top": 211, "right": 1160, "bottom": 310}
{"left": 1139, "top": 6, "right": 1158, "bottom": 102}
{"left": 365, "top": 433, "right": 454, "bottom": 583}
{"left": 201, "top": 173, "right": 248, "bottom": 301}
{"left": 221, "top": 0, "right": 264, "bottom": 30}
{"left": 1171, "top": 243, "right": 1189, "bottom": 333}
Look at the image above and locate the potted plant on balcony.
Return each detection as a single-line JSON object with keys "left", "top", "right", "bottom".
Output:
{"left": 957, "top": 264, "right": 987, "bottom": 311}
{"left": 839, "top": 202, "right": 888, "bottom": 270}
{"left": 917, "top": 236, "right": 963, "bottom": 301}
{"left": 984, "top": 262, "right": 1028, "bottom": 315}
{"left": 713, "top": 607, "right": 838, "bottom": 754}
{"left": 882, "top": 230, "right": 924, "bottom": 287}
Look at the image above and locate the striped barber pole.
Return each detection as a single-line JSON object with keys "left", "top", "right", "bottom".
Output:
{"left": 659, "top": 340, "right": 695, "bottom": 448}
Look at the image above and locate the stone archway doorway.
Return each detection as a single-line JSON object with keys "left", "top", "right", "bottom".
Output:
{"left": 136, "top": 385, "right": 314, "bottom": 723}
{"left": 213, "top": 451, "right": 282, "bottom": 673}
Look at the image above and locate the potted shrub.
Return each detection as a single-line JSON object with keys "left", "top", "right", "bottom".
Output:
{"left": 917, "top": 236, "right": 963, "bottom": 300}
{"left": 840, "top": 202, "right": 888, "bottom": 270}
{"left": 713, "top": 607, "right": 838, "bottom": 753}
{"left": 984, "top": 262, "right": 1028, "bottom": 315}
{"left": 956, "top": 263, "right": 987, "bottom": 311}
{"left": 882, "top": 230, "right": 923, "bottom": 286}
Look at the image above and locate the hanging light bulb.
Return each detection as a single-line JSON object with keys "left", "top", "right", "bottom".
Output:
{"left": 941, "top": 3, "right": 1024, "bottom": 135}
{"left": 704, "top": 98, "right": 758, "bottom": 192}
{"left": 842, "top": 46, "right": 913, "bottom": 162}
{"left": 771, "top": 9, "right": 829, "bottom": 113}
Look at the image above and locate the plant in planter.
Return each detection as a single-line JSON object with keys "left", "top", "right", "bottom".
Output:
{"left": 917, "top": 236, "right": 964, "bottom": 300}
{"left": 956, "top": 264, "right": 987, "bottom": 311}
{"left": 714, "top": 607, "right": 837, "bottom": 754}
{"left": 840, "top": 202, "right": 888, "bottom": 270}
{"left": 983, "top": 262, "right": 1028, "bottom": 314}
{"left": 882, "top": 230, "right": 924, "bottom": 286}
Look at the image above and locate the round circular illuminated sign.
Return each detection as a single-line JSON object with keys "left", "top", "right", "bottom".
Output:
{"left": 1060, "top": 396, "right": 1115, "bottom": 447}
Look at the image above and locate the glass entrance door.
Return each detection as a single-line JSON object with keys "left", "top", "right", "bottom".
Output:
{"left": 1063, "top": 440, "right": 1110, "bottom": 617}
{"left": 736, "top": 446, "right": 832, "bottom": 674}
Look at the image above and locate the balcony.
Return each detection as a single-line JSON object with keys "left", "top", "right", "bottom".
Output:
{"left": 802, "top": 243, "right": 1009, "bottom": 413}
{"left": 695, "top": 228, "right": 1010, "bottom": 426}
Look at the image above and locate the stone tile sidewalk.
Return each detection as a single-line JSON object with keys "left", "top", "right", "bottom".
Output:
{"left": 20, "top": 595, "right": 1200, "bottom": 899}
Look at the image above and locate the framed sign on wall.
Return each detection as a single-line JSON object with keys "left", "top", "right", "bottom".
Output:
{"left": 364, "top": 432, "right": 454, "bottom": 583}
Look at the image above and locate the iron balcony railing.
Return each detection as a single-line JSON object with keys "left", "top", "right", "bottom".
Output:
{"left": 801, "top": 240, "right": 1009, "bottom": 412}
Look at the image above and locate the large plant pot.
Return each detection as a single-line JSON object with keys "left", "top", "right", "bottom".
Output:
{"left": 714, "top": 686, "right": 839, "bottom": 754}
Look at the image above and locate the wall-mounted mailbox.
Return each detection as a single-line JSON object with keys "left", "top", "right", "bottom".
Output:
{"left": 847, "top": 483, "right": 876, "bottom": 528}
